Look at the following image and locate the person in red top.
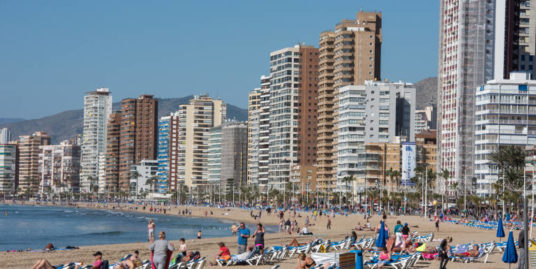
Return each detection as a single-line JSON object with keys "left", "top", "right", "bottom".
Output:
{"left": 209, "top": 242, "right": 231, "bottom": 265}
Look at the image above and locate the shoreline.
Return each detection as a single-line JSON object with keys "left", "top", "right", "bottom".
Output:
{"left": 1, "top": 202, "right": 280, "bottom": 252}
{"left": 0, "top": 201, "right": 511, "bottom": 269}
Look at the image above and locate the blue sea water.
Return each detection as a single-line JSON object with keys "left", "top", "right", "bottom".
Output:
{"left": 0, "top": 204, "right": 272, "bottom": 251}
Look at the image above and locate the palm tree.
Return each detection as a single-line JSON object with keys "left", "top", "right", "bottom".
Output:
{"left": 490, "top": 145, "right": 526, "bottom": 214}
{"left": 145, "top": 176, "right": 158, "bottom": 193}
{"left": 438, "top": 169, "right": 450, "bottom": 208}
{"left": 341, "top": 175, "right": 354, "bottom": 204}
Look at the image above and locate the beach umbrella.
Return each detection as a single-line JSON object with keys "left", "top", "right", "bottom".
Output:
{"left": 502, "top": 231, "right": 518, "bottom": 269}
{"left": 497, "top": 217, "right": 505, "bottom": 240}
{"left": 376, "top": 221, "right": 386, "bottom": 248}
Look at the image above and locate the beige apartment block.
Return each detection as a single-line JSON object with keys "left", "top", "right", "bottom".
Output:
{"left": 177, "top": 95, "right": 226, "bottom": 190}
{"left": 317, "top": 11, "right": 382, "bottom": 191}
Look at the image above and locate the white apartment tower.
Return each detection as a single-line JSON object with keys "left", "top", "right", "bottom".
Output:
{"left": 437, "top": 0, "right": 496, "bottom": 192}
{"left": 80, "top": 88, "right": 112, "bottom": 192}
{"left": 247, "top": 75, "right": 271, "bottom": 190}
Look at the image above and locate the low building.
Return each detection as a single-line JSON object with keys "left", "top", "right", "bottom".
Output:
{"left": 38, "top": 140, "right": 81, "bottom": 194}
{"left": 130, "top": 159, "right": 158, "bottom": 195}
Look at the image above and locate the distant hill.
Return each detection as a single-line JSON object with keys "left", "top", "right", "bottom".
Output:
{"left": 414, "top": 77, "right": 438, "bottom": 110}
{"left": 0, "top": 97, "right": 248, "bottom": 144}
{"left": 0, "top": 118, "right": 25, "bottom": 125}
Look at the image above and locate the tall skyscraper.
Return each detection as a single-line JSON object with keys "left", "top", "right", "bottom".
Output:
{"left": 116, "top": 95, "right": 159, "bottom": 193}
{"left": 38, "top": 140, "right": 80, "bottom": 194}
{"left": 247, "top": 75, "right": 271, "bottom": 190}
{"left": 438, "top": 0, "right": 534, "bottom": 193}
{"left": 80, "top": 88, "right": 112, "bottom": 193}
{"left": 495, "top": 0, "right": 536, "bottom": 79}
{"left": 268, "top": 44, "right": 319, "bottom": 190}
{"left": 156, "top": 112, "right": 180, "bottom": 193}
{"left": 135, "top": 95, "right": 158, "bottom": 163}
{"left": 119, "top": 98, "right": 137, "bottom": 192}
{"left": 220, "top": 122, "right": 248, "bottom": 193}
{"left": 208, "top": 122, "right": 248, "bottom": 195}
{"left": 18, "top": 132, "right": 50, "bottom": 193}
{"left": 177, "top": 95, "right": 226, "bottom": 190}
{"left": 103, "top": 111, "right": 121, "bottom": 193}
{"left": 317, "top": 11, "right": 382, "bottom": 191}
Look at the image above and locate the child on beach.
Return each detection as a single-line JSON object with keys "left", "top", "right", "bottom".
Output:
{"left": 179, "top": 238, "right": 187, "bottom": 256}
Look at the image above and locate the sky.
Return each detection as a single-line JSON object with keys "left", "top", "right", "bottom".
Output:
{"left": 0, "top": 0, "right": 439, "bottom": 119}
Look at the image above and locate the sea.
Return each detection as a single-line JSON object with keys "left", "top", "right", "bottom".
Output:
{"left": 0, "top": 204, "right": 274, "bottom": 251}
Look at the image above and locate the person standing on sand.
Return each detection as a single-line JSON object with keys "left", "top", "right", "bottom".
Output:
{"left": 326, "top": 216, "right": 331, "bottom": 229}
{"left": 148, "top": 219, "right": 155, "bottom": 242}
{"left": 149, "top": 231, "right": 174, "bottom": 269}
{"left": 237, "top": 222, "right": 250, "bottom": 254}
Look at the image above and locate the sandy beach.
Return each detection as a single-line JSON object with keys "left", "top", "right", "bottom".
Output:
{"left": 0, "top": 201, "right": 518, "bottom": 269}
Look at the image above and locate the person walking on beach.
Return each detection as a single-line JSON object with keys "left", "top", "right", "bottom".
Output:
{"left": 439, "top": 236, "right": 452, "bottom": 269}
{"left": 197, "top": 230, "right": 202, "bottom": 239}
{"left": 149, "top": 231, "right": 174, "bottom": 269}
{"left": 326, "top": 216, "right": 332, "bottom": 230}
{"left": 148, "top": 219, "right": 155, "bottom": 242}
{"left": 237, "top": 222, "right": 250, "bottom": 254}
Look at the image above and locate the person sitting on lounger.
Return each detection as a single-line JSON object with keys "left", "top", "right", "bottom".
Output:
{"left": 296, "top": 253, "right": 316, "bottom": 269}
{"left": 31, "top": 259, "right": 57, "bottom": 269}
{"left": 455, "top": 245, "right": 480, "bottom": 257}
{"left": 377, "top": 247, "right": 391, "bottom": 269}
{"left": 114, "top": 250, "right": 142, "bottom": 269}
{"left": 232, "top": 246, "right": 254, "bottom": 261}
{"left": 209, "top": 242, "right": 231, "bottom": 266}
{"left": 181, "top": 251, "right": 194, "bottom": 263}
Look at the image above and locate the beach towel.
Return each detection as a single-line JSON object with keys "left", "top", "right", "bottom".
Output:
{"left": 151, "top": 250, "right": 173, "bottom": 269}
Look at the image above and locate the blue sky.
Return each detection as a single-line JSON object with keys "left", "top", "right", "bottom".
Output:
{"left": 0, "top": 0, "right": 439, "bottom": 119}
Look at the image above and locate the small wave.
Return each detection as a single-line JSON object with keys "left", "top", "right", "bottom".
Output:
{"left": 80, "top": 231, "right": 124, "bottom": 236}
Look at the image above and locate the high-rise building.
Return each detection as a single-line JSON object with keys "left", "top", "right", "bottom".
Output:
{"left": 157, "top": 112, "right": 180, "bottom": 193}
{"left": 38, "top": 140, "right": 80, "bottom": 194}
{"left": 0, "top": 128, "right": 11, "bottom": 144}
{"left": 80, "top": 88, "right": 112, "bottom": 193}
{"left": 437, "top": 0, "right": 535, "bottom": 192}
{"left": 208, "top": 122, "right": 248, "bottom": 195}
{"left": 317, "top": 11, "right": 382, "bottom": 191}
{"left": 135, "top": 95, "right": 158, "bottom": 163}
{"left": 103, "top": 111, "right": 121, "bottom": 193}
{"left": 495, "top": 0, "right": 536, "bottom": 79}
{"left": 208, "top": 125, "right": 222, "bottom": 188}
{"left": 177, "top": 95, "right": 226, "bottom": 189}
{"left": 474, "top": 71, "right": 536, "bottom": 196}
{"left": 336, "top": 81, "right": 415, "bottom": 192}
{"left": 0, "top": 143, "right": 17, "bottom": 194}
{"left": 247, "top": 75, "right": 271, "bottom": 190}
{"left": 18, "top": 132, "right": 50, "bottom": 193}
{"left": 114, "top": 95, "right": 159, "bottom": 193}
{"left": 268, "top": 45, "right": 319, "bottom": 191}
{"left": 119, "top": 98, "right": 137, "bottom": 192}
{"left": 247, "top": 89, "right": 261, "bottom": 187}
{"left": 221, "top": 122, "right": 248, "bottom": 193}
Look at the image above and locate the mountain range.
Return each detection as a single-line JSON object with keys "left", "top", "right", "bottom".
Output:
{"left": 0, "top": 96, "right": 248, "bottom": 144}
{"left": 0, "top": 77, "right": 438, "bottom": 144}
